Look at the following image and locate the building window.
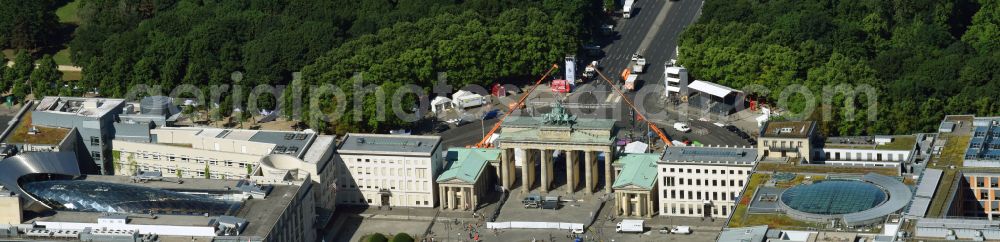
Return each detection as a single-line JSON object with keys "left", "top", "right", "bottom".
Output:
{"left": 90, "top": 136, "right": 100, "bottom": 146}
{"left": 671, "top": 190, "right": 676, "bottom": 199}
{"left": 91, "top": 151, "right": 101, "bottom": 159}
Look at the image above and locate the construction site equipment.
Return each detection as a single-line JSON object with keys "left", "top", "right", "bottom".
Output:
{"left": 475, "top": 64, "right": 560, "bottom": 148}
{"left": 592, "top": 64, "right": 673, "bottom": 147}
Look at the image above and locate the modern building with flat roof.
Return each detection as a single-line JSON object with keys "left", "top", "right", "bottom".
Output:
{"left": 758, "top": 121, "right": 817, "bottom": 162}
{"left": 0, "top": 97, "right": 127, "bottom": 174}
{"left": 112, "top": 127, "right": 320, "bottom": 179}
{"left": 0, "top": 153, "right": 317, "bottom": 242}
{"left": 658, "top": 146, "right": 758, "bottom": 218}
{"left": 110, "top": 127, "right": 338, "bottom": 226}
{"left": 336, "top": 133, "right": 443, "bottom": 208}
{"left": 965, "top": 116, "right": 1000, "bottom": 167}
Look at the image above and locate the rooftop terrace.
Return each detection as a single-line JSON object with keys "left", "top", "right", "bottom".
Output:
{"left": 760, "top": 121, "right": 815, "bottom": 139}
{"left": 4, "top": 111, "right": 71, "bottom": 145}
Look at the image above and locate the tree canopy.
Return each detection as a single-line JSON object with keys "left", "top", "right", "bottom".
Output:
{"left": 679, "top": 0, "right": 1000, "bottom": 135}
{"left": 0, "top": 0, "right": 61, "bottom": 49}
{"left": 69, "top": 0, "right": 598, "bottom": 133}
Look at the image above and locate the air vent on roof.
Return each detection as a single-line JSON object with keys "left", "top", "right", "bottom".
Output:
{"left": 274, "top": 146, "right": 287, "bottom": 153}
{"left": 357, "top": 138, "right": 365, "bottom": 144}
{"left": 287, "top": 146, "right": 299, "bottom": 154}
{"left": 294, "top": 134, "right": 307, "bottom": 140}
{"left": 780, "top": 127, "right": 793, "bottom": 133}
{"left": 284, "top": 134, "right": 295, "bottom": 140}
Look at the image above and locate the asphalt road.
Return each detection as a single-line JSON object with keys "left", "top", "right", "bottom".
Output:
{"left": 438, "top": 0, "right": 722, "bottom": 148}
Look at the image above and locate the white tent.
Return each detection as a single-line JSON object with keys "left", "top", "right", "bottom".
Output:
{"left": 451, "top": 90, "right": 485, "bottom": 109}
{"left": 688, "top": 80, "right": 738, "bottom": 98}
{"left": 431, "top": 96, "right": 452, "bottom": 113}
{"left": 623, "top": 141, "right": 649, "bottom": 154}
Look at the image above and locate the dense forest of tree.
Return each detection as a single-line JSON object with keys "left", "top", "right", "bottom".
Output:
{"left": 678, "top": 0, "right": 1000, "bottom": 136}
{"left": 0, "top": 0, "right": 61, "bottom": 49}
{"left": 68, "top": 0, "right": 597, "bottom": 133}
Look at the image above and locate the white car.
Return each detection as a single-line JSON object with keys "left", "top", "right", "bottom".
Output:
{"left": 673, "top": 122, "right": 691, "bottom": 132}
{"left": 671, "top": 226, "right": 691, "bottom": 234}
{"left": 713, "top": 122, "right": 726, "bottom": 127}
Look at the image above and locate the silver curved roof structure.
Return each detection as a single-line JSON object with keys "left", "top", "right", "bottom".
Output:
{"left": 777, "top": 173, "right": 912, "bottom": 227}
{"left": 842, "top": 173, "right": 912, "bottom": 226}
{"left": 0, "top": 152, "right": 81, "bottom": 211}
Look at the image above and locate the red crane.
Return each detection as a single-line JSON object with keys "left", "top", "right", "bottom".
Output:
{"left": 474, "top": 64, "right": 560, "bottom": 148}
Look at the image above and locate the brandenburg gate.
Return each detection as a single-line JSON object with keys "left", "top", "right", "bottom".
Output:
{"left": 493, "top": 104, "right": 618, "bottom": 194}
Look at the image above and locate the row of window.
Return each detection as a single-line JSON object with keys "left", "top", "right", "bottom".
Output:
{"left": 824, "top": 151, "right": 904, "bottom": 161}
{"left": 348, "top": 157, "right": 427, "bottom": 166}
{"left": 970, "top": 177, "right": 1000, "bottom": 188}
{"left": 662, "top": 167, "right": 747, "bottom": 175}
{"left": 662, "top": 177, "right": 745, "bottom": 187}
{"left": 339, "top": 177, "right": 431, "bottom": 192}
{"left": 664, "top": 203, "right": 733, "bottom": 217}
{"left": 765, "top": 140, "right": 804, "bottom": 149}
{"left": 663, "top": 189, "right": 739, "bottom": 201}
{"left": 344, "top": 165, "right": 428, "bottom": 179}
{"left": 131, "top": 151, "right": 252, "bottom": 169}
{"left": 133, "top": 165, "right": 241, "bottom": 179}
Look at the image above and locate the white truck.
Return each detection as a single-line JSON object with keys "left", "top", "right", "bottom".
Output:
{"left": 451, "top": 90, "right": 485, "bottom": 109}
{"left": 623, "top": 74, "right": 638, "bottom": 92}
{"left": 623, "top": 0, "right": 635, "bottom": 18}
{"left": 616, "top": 219, "right": 644, "bottom": 233}
{"left": 583, "top": 61, "right": 598, "bottom": 79}
{"left": 631, "top": 54, "right": 646, "bottom": 73}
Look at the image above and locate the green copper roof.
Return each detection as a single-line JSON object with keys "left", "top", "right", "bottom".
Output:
{"left": 612, "top": 153, "right": 660, "bottom": 190}
{"left": 436, "top": 148, "right": 501, "bottom": 183}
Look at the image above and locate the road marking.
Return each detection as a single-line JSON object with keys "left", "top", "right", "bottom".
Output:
{"left": 636, "top": 1, "right": 675, "bottom": 54}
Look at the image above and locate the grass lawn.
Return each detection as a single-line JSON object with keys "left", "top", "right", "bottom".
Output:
{"left": 56, "top": 0, "right": 81, "bottom": 23}
{"left": 877, "top": 135, "right": 917, "bottom": 150}
{"left": 741, "top": 213, "right": 823, "bottom": 230}
{"left": 54, "top": 48, "right": 73, "bottom": 66}
{"left": 62, "top": 70, "right": 82, "bottom": 81}
{"left": 756, "top": 162, "right": 898, "bottom": 176}
{"left": 926, "top": 134, "right": 971, "bottom": 217}
{"left": 728, "top": 173, "right": 769, "bottom": 227}
{"left": 6, "top": 111, "right": 71, "bottom": 145}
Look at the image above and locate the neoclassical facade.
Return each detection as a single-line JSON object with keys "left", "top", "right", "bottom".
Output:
{"left": 612, "top": 153, "right": 660, "bottom": 217}
{"left": 495, "top": 104, "right": 617, "bottom": 194}
{"left": 436, "top": 148, "right": 500, "bottom": 211}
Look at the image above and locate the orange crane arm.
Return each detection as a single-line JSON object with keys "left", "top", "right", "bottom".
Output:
{"left": 475, "top": 64, "right": 560, "bottom": 148}
{"left": 592, "top": 65, "right": 673, "bottom": 147}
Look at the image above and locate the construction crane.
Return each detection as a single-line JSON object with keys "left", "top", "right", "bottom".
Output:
{"left": 474, "top": 64, "right": 561, "bottom": 148}
{"left": 591, "top": 64, "right": 674, "bottom": 147}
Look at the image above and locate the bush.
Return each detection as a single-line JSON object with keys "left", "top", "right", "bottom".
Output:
{"left": 390, "top": 233, "right": 414, "bottom": 242}
{"left": 366, "top": 233, "right": 388, "bottom": 242}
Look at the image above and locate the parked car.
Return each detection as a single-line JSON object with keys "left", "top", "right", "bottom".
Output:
{"left": 522, "top": 194, "right": 541, "bottom": 208}
{"left": 658, "top": 226, "right": 671, "bottom": 234}
{"left": 671, "top": 226, "right": 692, "bottom": 234}
{"left": 674, "top": 122, "right": 691, "bottom": 132}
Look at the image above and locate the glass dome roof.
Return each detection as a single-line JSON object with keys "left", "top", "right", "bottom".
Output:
{"left": 780, "top": 180, "right": 887, "bottom": 215}
{"left": 22, "top": 180, "right": 239, "bottom": 215}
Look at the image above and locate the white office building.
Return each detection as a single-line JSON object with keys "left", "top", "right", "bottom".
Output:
{"left": 335, "top": 133, "right": 442, "bottom": 208}
{"left": 658, "top": 146, "right": 758, "bottom": 218}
